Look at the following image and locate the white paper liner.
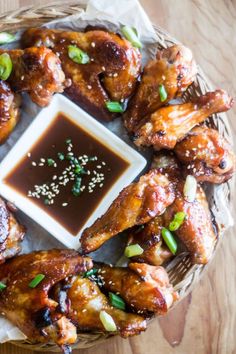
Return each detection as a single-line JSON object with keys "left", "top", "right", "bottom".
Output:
{"left": 0, "top": 0, "right": 233, "bottom": 343}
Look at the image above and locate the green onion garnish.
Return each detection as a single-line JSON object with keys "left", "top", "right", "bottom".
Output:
{"left": 169, "top": 212, "right": 186, "bottom": 231}
{"left": 161, "top": 228, "right": 177, "bottom": 255}
{"left": 0, "top": 282, "right": 6, "bottom": 291}
{"left": 121, "top": 26, "right": 142, "bottom": 48}
{"left": 47, "top": 158, "right": 55, "bottom": 166}
{"left": 57, "top": 152, "right": 65, "bottom": 161}
{"left": 65, "top": 138, "right": 72, "bottom": 144}
{"left": 74, "top": 164, "right": 85, "bottom": 175}
{"left": 0, "top": 53, "right": 12, "bottom": 80}
{"left": 83, "top": 269, "right": 98, "bottom": 278}
{"left": 105, "top": 101, "right": 124, "bottom": 113}
{"left": 29, "top": 274, "right": 45, "bottom": 288}
{"left": 159, "top": 84, "right": 168, "bottom": 102}
{"left": 72, "top": 176, "right": 82, "bottom": 196}
{"left": 124, "top": 244, "right": 144, "bottom": 258}
{"left": 44, "top": 198, "right": 50, "bottom": 205}
{"left": 99, "top": 310, "right": 117, "bottom": 332}
{"left": 183, "top": 175, "right": 197, "bottom": 202}
{"left": 109, "top": 292, "right": 126, "bottom": 310}
{"left": 0, "top": 32, "right": 15, "bottom": 45}
{"left": 68, "top": 45, "right": 90, "bottom": 64}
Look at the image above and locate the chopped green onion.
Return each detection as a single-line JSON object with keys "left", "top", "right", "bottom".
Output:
{"left": 74, "top": 164, "right": 85, "bottom": 175}
{"left": 0, "top": 32, "right": 15, "bottom": 45}
{"left": 99, "top": 310, "right": 117, "bottom": 332}
{"left": 65, "top": 138, "right": 72, "bottom": 144}
{"left": 83, "top": 269, "right": 98, "bottom": 278}
{"left": 124, "top": 244, "right": 144, "bottom": 258}
{"left": 29, "top": 274, "right": 45, "bottom": 288}
{"left": 0, "top": 282, "right": 6, "bottom": 291}
{"left": 44, "top": 198, "right": 50, "bottom": 205}
{"left": 105, "top": 101, "right": 124, "bottom": 113}
{"left": 68, "top": 45, "right": 90, "bottom": 64}
{"left": 0, "top": 53, "right": 12, "bottom": 80}
{"left": 72, "top": 176, "right": 82, "bottom": 196}
{"left": 121, "top": 26, "right": 142, "bottom": 48}
{"left": 169, "top": 211, "right": 186, "bottom": 231}
{"left": 57, "top": 152, "right": 65, "bottom": 161}
{"left": 47, "top": 158, "right": 55, "bottom": 166}
{"left": 161, "top": 228, "right": 177, "bottom": 255}
{"left": 159, "top": 84, "right": 167, "bottom": 102}
{"left": 183, "top": 175, "right": 197, "bottom": 202}
{"left": 109, "top": 292, "right": 126, "bottom": 310}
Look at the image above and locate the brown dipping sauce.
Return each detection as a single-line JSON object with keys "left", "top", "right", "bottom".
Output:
{"left": 5, "top": 113, "right": 129, "bottom": 235}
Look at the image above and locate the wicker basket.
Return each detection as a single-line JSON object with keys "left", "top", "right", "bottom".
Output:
{"left": 0, "top": 1, "right": 234, "bottom": 352}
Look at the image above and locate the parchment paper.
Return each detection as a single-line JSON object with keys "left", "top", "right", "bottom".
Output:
{"left": 0, "top": 0, "right": 233, "bottom": 343}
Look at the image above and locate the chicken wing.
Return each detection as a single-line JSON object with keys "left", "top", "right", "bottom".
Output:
{"left": 163, "top": 182, "right": 216, "bottom": 264}
{"left": 134, "top": 90, "right": 234, "bottom": 150}
{"left": 54, "top": 276, "right": 146, "bottom": 338}
{"left": 0, "top": 250, "right": 92, "bottom": 349}
{"left": 0, "top": 80, "right": 20, "bottom": 144}
{"left": 0, "top": 47, "right": 66, "bottom": 106}
{"left": 174, "top": 126, "right": 236, "bottom": 183}
{"left": 127, "top": 217, "right": 172, "bottom": 266}
{"left": 0, "top": 198, "right": 25, "bottom": 264}
{"left": 96, "top": 262, "right": 177, "bottom": 315}
{"left": 123, "top": 44, "right": 197, "bottom": 132}
{"left": 22, "top": 28, "right": 141, "bottom": 121}
{"left": 80, "top": 170, "right": 175, "bottom": 254}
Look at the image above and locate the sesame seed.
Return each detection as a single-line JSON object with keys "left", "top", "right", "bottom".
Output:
{"left": 62, "top": 203, "right": 68, "bottom": 207}
{"left": 91, "top": 42, "right": 96, "bottom": 47}
{"left": 32, "top": 162, "right": 36, "bottom": 166}
{"left": 27, "top": 152, "right": 31, "bottom": 157}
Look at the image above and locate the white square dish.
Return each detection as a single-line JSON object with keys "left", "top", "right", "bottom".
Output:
{"left": 0, "top": 94, "right": 146, "bottom": 249}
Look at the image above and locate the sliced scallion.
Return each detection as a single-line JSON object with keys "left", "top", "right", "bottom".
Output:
{"left": 169, "top": 211, "right": 186, "bottom": 231}
{"left": 72, "top": 176, "right": 82, "bottom": 196}
{"left": 0, "top": 32, "right": 15, "bottom": 45}
{"left": 0, "top": 53, "right": 12, "bottom": 80}
{"left": 68, "top": 45, "right": 90, "bottom": 64}
{"left": 57, "top": 152, "right": 65, "bottom": 161}
{"left": 161, "top": 228, "right": 177, "bottom": 255}
{"left": 0, "top": 282, "right": 6, "bottom": 291}
{"left": 183, "top": 175, "right": 197, "bottom": 202}
{"left": 109, "top": 292, "right": 125, "bottom": 310}
{"left": 47, "top": 158, "right": 55, "bottom": 166}
{"left": 159, "top": 84, "right": 167, "bottom": 102}
{"left": 29, "top": 274, "right": 45, "bottom": 288}
{"left": 124, "top": 244, "right": 144, "bottom": 258}
{"left": 99, "top": 310, "right": 117, "bottom": 332}
{"left": 83, "top": 269, "right": 98, "bottom": 278}
{"left": 105, "top": 101, "right": 124, "bottom": 113}
{"left": 121, "top": 26, "right": 142, "bottom": 48}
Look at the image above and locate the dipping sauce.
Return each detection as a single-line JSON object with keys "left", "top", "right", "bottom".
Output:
{"left": 5, "top": 113, "right": 129, "bottom": 235}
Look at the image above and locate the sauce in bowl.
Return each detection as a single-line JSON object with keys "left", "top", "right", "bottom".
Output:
{"left": 5, "top": 113, "right": 129, "bottom": 235}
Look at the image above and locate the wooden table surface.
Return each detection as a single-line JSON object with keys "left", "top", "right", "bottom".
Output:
{"left": 0, "top": 0, "right": 236, "bottom": 353}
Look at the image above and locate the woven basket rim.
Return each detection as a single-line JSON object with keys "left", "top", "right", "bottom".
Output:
{"left": 0, "top": 1, "right": 234, "bottom": 352}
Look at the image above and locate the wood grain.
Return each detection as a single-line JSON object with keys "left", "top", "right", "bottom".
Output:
{"left": 0, "top": 0, "right": 236, "bottom": 353}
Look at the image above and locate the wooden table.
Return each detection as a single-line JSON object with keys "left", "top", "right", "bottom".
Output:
{"left": 1, "top": 0, "right": 236, "bottom": 353}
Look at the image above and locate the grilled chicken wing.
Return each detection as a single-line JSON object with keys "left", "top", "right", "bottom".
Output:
{"left": 55, "top": 276, "right": 146, "bottom": 337}
{"left": 127, "top": 217, "right": 172, "bottom": 266}
{"left": 0, "top": 250, "right": 92, "bottom": 350}
{"left": 80, "top": 170, "right": 175, "bottom": 254}
{"left": 134, "top": 90, "right": 233, "bottom": 150}
{"left": 0, "top": 47, "right": 66, "bottom": 106}
{"left": 22, "top": 28, "right": 141, "bottom": 121}
{"left": 123, "top": 44, "right": 197, "bottom": 132}
{"left": 174, "top": 126, "right": 236, "bottom": 183}
{"left": 0, "top": 198, "right": 25, "bottom": 264}
{"left": 0, "top": 80, "right": 20, "bottom": 144}
{"left": 96, "top": 262, "right": 177, "bottom": 314}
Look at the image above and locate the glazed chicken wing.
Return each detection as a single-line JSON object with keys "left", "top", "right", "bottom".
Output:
{"left": 0, "top": 80, "right": 20, "bottom": 144}
{"left": 22, "top": 28, "right": 141, "bottom": 121}
{"left": 0, "top": 250, "right": 92, "bottom": 350}
{"left": 134, "top": 90, "right": 233, "bottom": 150}
{"left": 174, "top": 126, "right": 236, "bottom": 183}
{"left": 0, "top": 47, "right": 66, "bottom": 106}
{"left": 0, "top": 198, "right": 25, "bottom": 264}
{"left": 123, "top": 44, "right": 197, "bottom": 132}
{"left": 127, "top": 217, "right": 172, "bottom": 266}
{"left": 96, "top": 262, "right": 177, "bottom": 314}
{"left": 80, "top": 170, "right": 175, "bottom": 253}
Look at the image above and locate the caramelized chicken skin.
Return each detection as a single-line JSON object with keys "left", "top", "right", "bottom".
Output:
{"left": 80, "top": 170, "right": 175, "bottom": 253}
{"left": 0, "top": 198, "right": 25, "bottom": 264}
{"left": 96, "top": 262, "right": 177, "bottom": 314}
{"left": 0, "top": 250, "right": 93, "bottom": 348}
{"left": 134, "top": 90, "right": 233, "bottom": 150}
{"left": 174, "top": 126, "right": 236, "bottom": 183}
{"left": 0, "top": 80, "right": 20, "bottom": 144}
{"left": 124, "top": 44, "right": 197, "bottom": 132}
{"left": 0, "top": 47, "right": 66, "bottom": 106}
{"left": 22, "top": 28, "right": 141, "bottom": 121}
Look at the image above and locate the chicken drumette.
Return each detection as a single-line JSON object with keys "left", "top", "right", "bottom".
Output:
{"left": 174, "top": 126, "right": 236, "bottom": 183}
{"left": 22, "top": 28, "right": 141, "bottom": 121}
{"left": 134, "top": 90, "right": 233, "bottom": 150}
{"left": 80, "top": 170, "right": 175, "bottom": 254}
{"left": 123, "top": 44, "right": 197, "bottom": 132}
